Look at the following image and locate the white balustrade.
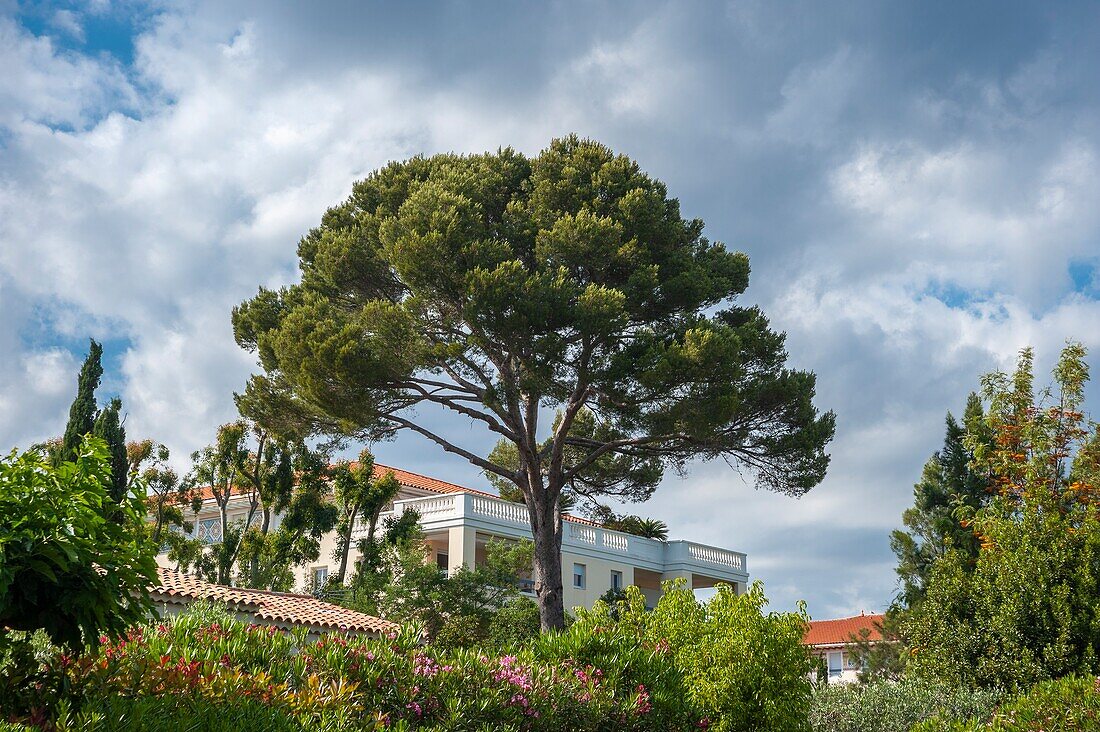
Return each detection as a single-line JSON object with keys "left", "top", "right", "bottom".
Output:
{"left": 402, "top": 494, "right": 458, "bottom": 520}
{"left": 470, "top": 496, "right": 528, "bottom": 524}
{"left": 569, "top": 523, "right": 597, "bottom": 544}
{"left": 383, "top": 490, "right": 747, "bottom": 578}
{"left": 603, "top": 530, "right": 629, "bottom": 552}
{"left": 685, "top": 543, "right": 745, "bottom": 571}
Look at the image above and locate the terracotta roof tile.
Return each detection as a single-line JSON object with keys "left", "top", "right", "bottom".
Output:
{"left": 151, "top": 567, "right": 397, "bottom": 635}
{"left": 803, "top": 613, "right": 884, "bottom": 647}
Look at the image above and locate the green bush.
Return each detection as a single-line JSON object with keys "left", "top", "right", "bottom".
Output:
{"left": 4, "top": 583, "right": 813, "bottom": 731}
{"left": 913, "top": 675, "right": 1100, "bottom": 731}
{"left": 809, "top": 678, "right": 1002, "bottom": 732}
{"left": 488, "top": 597, "right": 542, "bottom": 649}
{"left": 535, "top": 580, "right": 815, "bottom": 731}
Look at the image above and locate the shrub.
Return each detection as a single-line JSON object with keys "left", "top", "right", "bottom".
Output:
{"left": 535, "top": 580, "right": 815, "bottom": 731}
{"left": 488, "top": 597, "right": 542, "bottom": 649}
{"left": 810, "top": 678, "right": 1002, "bottom": 732}
{"left": 51, "top": 697, "right": 306, "bottom": 732}
{"left": 913, "top": 676, "right": 1100, "bottom": 731}
{"left": 6, "top": 581, "right": 814, "bottom": 731}
{"left": 0, "top": 437, "right": 157, "bottom": 649}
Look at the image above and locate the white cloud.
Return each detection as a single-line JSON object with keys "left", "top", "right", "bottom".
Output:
{"left": 2, "top": 1, "right": 1100, "bottom": 619}
{"left": 828, "top": 138, "right": 1100, "bottom": 306}
{"left": 0, "top": 17, "right": 136, "bottom": 129}
{"left": 49, "top": 9, "right": 84, "bottom": 43}
{"left": 22, "top": 348, "right": 79, "bottom": 396}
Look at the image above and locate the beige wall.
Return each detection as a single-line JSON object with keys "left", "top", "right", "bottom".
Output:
{"left": 561, "top": 552, "right": 634, "bottom": 610}
{"left": 158, "top": 495, "right": 743, "bottom": 613}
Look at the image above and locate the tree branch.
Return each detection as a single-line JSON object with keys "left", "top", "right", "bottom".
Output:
{"left": 401, "top": 383, "right": 519, "bottom": 441}
{"left": 561, "top": 433, "right": 678, "bottom": 480}
{"left": 381, "top": 413, "right": 515, "bottom": 481}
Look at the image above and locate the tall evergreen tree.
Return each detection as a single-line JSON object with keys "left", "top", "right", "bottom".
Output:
{"left": 93, "top": 397, "right": 128, "bottom": 504}
{"left": 890, "top": 393, "right": 992, "bottom": 608}
{"left": 58, "top": 340, "right": 103, "bottom": 464}
{"left": 906, "top": 345, "right": 1100, "bottom": 689}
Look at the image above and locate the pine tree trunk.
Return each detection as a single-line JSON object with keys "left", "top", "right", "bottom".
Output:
{"left": 530, "top": 497, "right": 566, "bottom": 631}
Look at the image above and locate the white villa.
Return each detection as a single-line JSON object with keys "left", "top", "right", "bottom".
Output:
{"left": 155, "top": 463, "right": 749, "bottom": 610}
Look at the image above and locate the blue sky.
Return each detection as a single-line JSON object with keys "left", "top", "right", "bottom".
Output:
{"left": 3, "top": 0, "right": 1100, "bottom": 619}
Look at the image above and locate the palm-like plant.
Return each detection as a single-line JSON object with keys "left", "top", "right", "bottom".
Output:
{"left": 603, "top": 514, "right": 669, "bottom": 541}
{"left": 630, "top": 517, "right": 669, "bottom": 541}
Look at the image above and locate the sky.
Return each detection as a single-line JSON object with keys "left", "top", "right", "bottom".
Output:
{"left": 3, "top": 0, "right": 1100, "bottom": 620}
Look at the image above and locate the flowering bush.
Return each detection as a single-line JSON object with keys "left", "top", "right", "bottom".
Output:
{"left": 5, "top": 582, "right": 815, "bottom": 731}
{"left": 531, "top": 580, "right": 815, "bottom": 731}
{"left": 5, "top": 600, "right": 685, "bottom": 730}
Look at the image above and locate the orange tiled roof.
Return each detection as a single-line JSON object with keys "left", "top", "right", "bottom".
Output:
{"left": 151, "top": 567, "right": 397, "bottom": 635}
{"left": 803, "top": 613, "right": 884, "bottom": 647}
{"left": 190, "top": 461, "right": 601, "bottom": 526}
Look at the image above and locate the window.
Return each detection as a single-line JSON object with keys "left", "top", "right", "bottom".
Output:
{"left": 436, "top": 552, "right": 449, "bottom": 573}
{"left": 827, "top": 652, "right": 843, "bottom": 678}
{"left": 611, "top": 570, "right": 623, "bottom": 592}
{"left": 312, "top": 566, "right": 329, "bottom": 590}
{"left": 573, "top": 562, "right": 586, "bottom": 589}
{"left": 197, "top": 518, "right": 221, "bottom": 544}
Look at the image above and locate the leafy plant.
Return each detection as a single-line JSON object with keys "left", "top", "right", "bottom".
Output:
{"left": 810, "top": 678, "right": 1002, "bottom": 732}
{"left": 905, "top": 345, "right": 1100, "bottom": 690}
{"left": 0, "top": 437, "right": 156, "bottom": 650}
{"left": 913, "top": 676, "right": 1100, "bottom": 731}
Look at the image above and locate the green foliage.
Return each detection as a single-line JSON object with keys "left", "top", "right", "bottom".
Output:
{"left": 186, "top": 422, "right": 251, "bottom": 584}
{"left": 849, "top": 609, "right": 907, "bottom": 682}
{"left": 5, "top": 598, "right": 724, "bottom": 730}
{"left": 57, "top": 340, "right": 103, "bottom": 465}
{"left": 91, "top": 397, "right": 128, "bottom": 506}
{"left": 3, "top": 584, "right": 819, "bottom": 730}
{"left": 541, "top": 580, "right": 815, "bottom": 731}
{"left": 589, "top": 506, "right": 670, "bottom": 539}
{"left": 646, "top": 581, "right": 814, "bottom": 731}
{"left": 905, "top": 345, "right": 1100, "bottom": 690}
{"left": 330, "top": 451, "right": 401, "bottom": 584}
{"left": 810, "top": 678, "right": 1003, "bottom": 732}
{"left": 487, "top": 597, "right": 542, "bottom": 649}
{"left": 138, "top": 442, "right": 193, "bottom": 547}
{"left": 363, "top": 530, "right": 535, "bottom": 648}
{"left": 0, "top": 437, "right": 157, "bottom": 651}
{"left": 233, "top": 135, "right": 835, "bottom": 628}
{"left": 913, "top": 676, "right": 1100, "bottom": 731}
{"left": 51, "top": 696, "right": 307, "bottom": 732}
{"left": 891, "top": 393, "right": 991, "bottom": 610}
{"left": 236, "top": 444, "right": 338, "bottom": 591}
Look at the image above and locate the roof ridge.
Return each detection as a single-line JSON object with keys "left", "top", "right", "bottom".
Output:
{"left": 158, "top": 568, "right": 320, "bottom": 601}
{"left": 810, "top": 613, "right": 884, "bottom": 623}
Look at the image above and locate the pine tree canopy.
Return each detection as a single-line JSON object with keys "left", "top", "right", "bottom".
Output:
{"left": 233, "top": 136, "right": 835, "bottom": 628}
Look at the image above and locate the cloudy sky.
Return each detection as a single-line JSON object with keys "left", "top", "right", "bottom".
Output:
{"left": 4, "top": 0, "right": 1100, "bottom": 619}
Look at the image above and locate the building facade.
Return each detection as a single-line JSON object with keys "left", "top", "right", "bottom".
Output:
{"left": 156, "top": 464, "right": 749, "bottom": 611}
{"left": 803, "top": 613, "right": 884, "bottom": 683}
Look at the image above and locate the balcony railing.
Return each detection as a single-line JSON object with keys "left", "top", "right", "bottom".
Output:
{"left": 356, "top": 491, "right": 747, "bottom": 577}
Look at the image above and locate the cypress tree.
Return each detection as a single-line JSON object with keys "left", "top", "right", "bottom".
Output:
{"left": 93, "top": 397, "right": 128, "bottom": 503}
{"left": 58, "top": 340, "right": 104, "bottom": 464}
